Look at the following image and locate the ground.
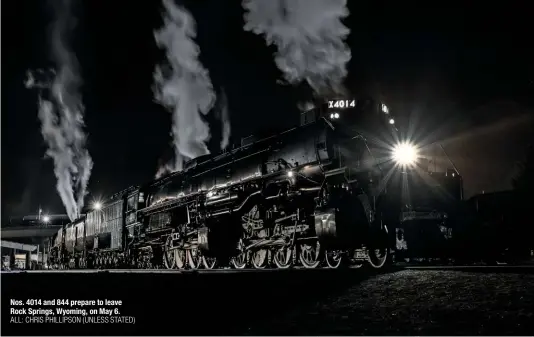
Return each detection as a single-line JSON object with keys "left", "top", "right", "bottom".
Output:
{"left": 239, "top": 269, "right": 534, "bottom": 335}
{"left": 2, "top": 267, "right": 533, "bottom": 335}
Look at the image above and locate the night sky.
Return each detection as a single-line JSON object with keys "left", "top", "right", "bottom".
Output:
{"left": 2, "top": 1, "right": 533, "bottom": 220}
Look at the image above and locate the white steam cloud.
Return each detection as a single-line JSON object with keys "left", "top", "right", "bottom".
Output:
{"left": 242, "top": 0, "right": 351, "bottom": 97}
{"left": 153, "top": 0, "right": 219, "bottom": 175}
{"left": 25, "top": 0, "right": 92, "bottom": 222}
{"left": 217, "top": 90, "right": 231, "bottom": 151}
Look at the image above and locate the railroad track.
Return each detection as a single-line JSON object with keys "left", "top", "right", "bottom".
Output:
{"left": 3, "top": 264, "right": 534, "bottom": 274}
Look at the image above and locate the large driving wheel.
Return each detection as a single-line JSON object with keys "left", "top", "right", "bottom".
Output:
{"left": 231, "top": 239, "right": 249, "bottom": 269}
{"left": 163, "top": 236, "right": 176, "bottom": 269}
{"left": 202, "top": 255, "right": 218, "bottom": 269}
{"left": 367, "top": 247, "right": 388, "bottom": 269}
{"left": 325, "top": 249, "right": 343, "bottom": 269}
{"left": 273, "top": 246, "right": 294, "bottom": 269}
{"left": 299, "top": 241, "right": 322, "bottom": 269}
{"left": 187, "top": 247, "right": 201, "bottom": 269}
{"left": 251, "top": 249, "right": 268, "bottom": 269}
{"left": 175, "top": 248, "right": 187, "bottom": 270}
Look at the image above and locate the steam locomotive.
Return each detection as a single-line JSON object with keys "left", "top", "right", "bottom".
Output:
{"left": 47, "top": 97, "right": 408, "bottom": 270}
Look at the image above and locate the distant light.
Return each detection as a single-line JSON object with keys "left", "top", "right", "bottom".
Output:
{"left": 381, "top": 104, "right": 389, "bottom": 114}
{"left": 389, "top": 118, "right": 395, "bottom": 125}
{"left": 287, "top": 171, "right": 294, "bottom": 178}
{"left": 43, "top": 215, "right": 50, "bottom": 223}
{"left": 334, "top": 113, "right": 339, "bottom": 119}
{"left": 94, "top": 202, "right": 102, "bottom": 210}
{"left": 392, "top": 142, "right": 419, "bottom": 167}
{"left": 330, "top": 113, "right": 334, "bottom": 119}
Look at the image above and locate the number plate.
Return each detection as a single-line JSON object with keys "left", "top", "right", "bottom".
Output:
{"left": 327, "top": 99, "right": 356, "bottom": 109}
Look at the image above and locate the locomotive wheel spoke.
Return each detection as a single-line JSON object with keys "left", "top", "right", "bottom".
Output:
{"left": 201, "top": 255, "right": 218, "bottom": 269}
{"left": 273, "top": 246, "right": 293, "bottom": 269}
{"left": 325, "top": 249, "right": 343, "bottom": 269}
{"left": 251, "top": 249, "right": 268, "bottom": 269}
{"left": 299, "top": 241, "right": 322, "bottom": 269}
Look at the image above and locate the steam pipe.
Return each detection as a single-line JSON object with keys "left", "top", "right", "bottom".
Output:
{"left": 204, "top": 194, "right": 239, "bottom": 207}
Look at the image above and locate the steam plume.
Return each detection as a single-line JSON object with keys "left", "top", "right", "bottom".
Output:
{"left": 25, "top": 0, "right": 92, "bottom": 222}
{"left": 153, "top": 0, "right": 216, "bottom": 173}
{"left": 217, "top": 90, "right": 231, "bottom": 150}
{"left": 242, "top": 0, "right": 351, "bottom": 97}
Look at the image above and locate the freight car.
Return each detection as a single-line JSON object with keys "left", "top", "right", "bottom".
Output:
{"left": 49, "top": 96, "right": 400, "bottom": 270}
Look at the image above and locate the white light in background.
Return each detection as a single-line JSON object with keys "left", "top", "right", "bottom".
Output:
{"left": 392, "top": 142, "right": 419, "bottom": 166}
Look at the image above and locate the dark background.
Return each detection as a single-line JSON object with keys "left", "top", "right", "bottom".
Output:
{"left": 2, "top": 0, "right": 533, "bottom": 220}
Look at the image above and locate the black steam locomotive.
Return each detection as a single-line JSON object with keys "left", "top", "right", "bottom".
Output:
{"left": 48, "top": 97, "right": 404, "bottom": 270}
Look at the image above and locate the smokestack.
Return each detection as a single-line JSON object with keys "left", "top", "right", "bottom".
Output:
{"left": 25, "top": 0, "right": 92, "bottom": 222}
{"left": 242, "top": 0, "right": 351, "bottom": 99}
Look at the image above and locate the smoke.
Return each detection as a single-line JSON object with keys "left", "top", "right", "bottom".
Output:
{"left": 25, "top": 0, "right": 92, "bottom": 222}
{"left": 242, "top": 0, "right": 351, "bottom": 97}
{"left": 153, "top": 0, "right": 216, "bottom": 173}
{"left": 154, "top": 152, "right": 183, "bottom": 179}
{"left": 217, "top": 89, "right": 231, "bottom": 150}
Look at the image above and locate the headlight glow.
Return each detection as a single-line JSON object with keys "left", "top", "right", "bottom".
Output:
{"left": 330, "top": 113, "right": 340, "bottom": 119}
{"left": 392, "top": 142, "right": 419, "bottom": 166}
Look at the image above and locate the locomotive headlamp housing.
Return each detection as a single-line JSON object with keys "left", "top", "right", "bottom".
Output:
{"left": 392, "top": 142, "right": 419, "bottom": 167}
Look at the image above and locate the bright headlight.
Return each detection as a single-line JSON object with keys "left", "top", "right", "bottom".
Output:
{"left": 392, "top": 142, "right": 419, "bottom": 166}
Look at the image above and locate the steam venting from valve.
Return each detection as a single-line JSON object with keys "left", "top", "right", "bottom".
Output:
{"left": 25, "top": 0, "right": 92, "bottom": 222}
{"left": 242, "top": 0, "right": 351, "bottom": 109}
{"left": 153, "top": 0, "right": 230, "bottom": 178}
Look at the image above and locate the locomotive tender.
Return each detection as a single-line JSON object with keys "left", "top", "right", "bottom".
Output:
{"left": 49, "top": 97, "right": 397, "bottom": 270}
